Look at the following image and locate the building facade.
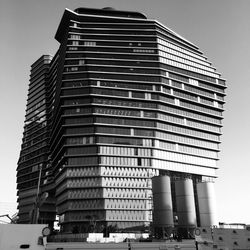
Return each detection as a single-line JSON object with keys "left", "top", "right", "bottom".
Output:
{"left": 16, "top": 7, "right": 226, "bottom": 233}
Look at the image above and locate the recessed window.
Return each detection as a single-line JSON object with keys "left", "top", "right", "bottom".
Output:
{"left": 20, "top": 245, "right": 30, "bottom": 249}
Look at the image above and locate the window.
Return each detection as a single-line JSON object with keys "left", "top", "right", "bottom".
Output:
{"left": 133, "top": 49, "right": 155, "bottom": 53}
{"left": 79, "top": 60, "right": 85, "bottom": 65}
{"left": 72, "top": 41, "right": 79, "bottom": 46}
{"left": 70, "top": 34, "right": 80, "bottom": 39}
{"left": 65, "top": 67, "right": 78, "bottom": 72}
{"left": 66, "top": 136, "right": 94, "bottom": 145}
{"left": 84, "top": 41, "right": 96, "bottom": 46}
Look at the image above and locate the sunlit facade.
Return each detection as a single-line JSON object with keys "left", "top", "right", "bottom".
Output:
{"left": 16, "top": 7, "right": 226, "bottom": 233}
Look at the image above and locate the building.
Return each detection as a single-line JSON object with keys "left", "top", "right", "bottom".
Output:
{"left": 16, "top": 7, "right": 226, "bottom": 234}
{"left": 195, "top": 223, "right": 250, "bottom": 250}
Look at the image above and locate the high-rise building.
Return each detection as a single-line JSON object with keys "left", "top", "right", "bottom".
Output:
{"left": 16, "top": 7, "right": 226, "bottom": 234}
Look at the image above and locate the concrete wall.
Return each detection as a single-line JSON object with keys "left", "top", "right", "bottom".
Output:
{"left": 0, "top": 224, "right": 47, "bottom": 250}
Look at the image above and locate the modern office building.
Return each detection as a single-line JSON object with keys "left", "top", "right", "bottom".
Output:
{"left": 16, "top": 7, "right": 226, "bottom": 234}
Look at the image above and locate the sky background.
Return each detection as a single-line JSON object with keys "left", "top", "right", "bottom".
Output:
{"left": 1, "top": 0, "right": 250, "bottom": 224}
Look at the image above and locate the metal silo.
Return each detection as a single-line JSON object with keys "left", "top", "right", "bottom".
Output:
{"left": 175, "top": 179, "right": 197, "bottom": 235}
{"left": 152, "top": 175, "right": 174, "bottom": 238}
{"left": 197, "top": 182, "right": 217, "bottom": 227}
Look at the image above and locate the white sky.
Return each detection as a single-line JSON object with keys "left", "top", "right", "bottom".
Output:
{"left": 1, "top": 0, "right": 250, "bottom": 224}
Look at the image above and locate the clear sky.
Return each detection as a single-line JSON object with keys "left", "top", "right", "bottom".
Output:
{"left": 1, "top": 0, "right": 250, "bottom": 224}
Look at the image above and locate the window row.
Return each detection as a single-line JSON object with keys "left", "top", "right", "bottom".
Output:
{"left": 17, "top": 163, "right": 43, "bottom": 177}
{"left": 66, "top": 51, "right": 158, "bottom": 61}
{"left": 94, "top": 107, "right": 140, "bottom": 117}
{"left": 95, "top": 117, "right": 155, "bottom": 128}
{"left": 157, "top": 38, "right": 205, "bottom": 61}
{"left": 73, "top": 125, "right": 158, "bottom": 138}
{"left": 17, "top": 171, "right": 39, "bottom": 183}
{"left": 169, "top": 72, "right": 189, "bottom": 83}
{"left": 161, "top": 64, "right": 217, "bottom": 84}
{"left": 180, "top": 100, "right": 222, "bottom": 116}
{"left": 24, "top": 118, "right": 47, "bottom": 133}
{"left": 99, "top": 146, "right": 152, "bottom": 157}
{"left": 97, "top": 136, "right": 153, "bottom": 147}
{"left": 152, "top": 159, "right": 216, "bottom": 177}
{"left": 198, "top": 81, "right": 225, "bottom": 94}
{"left": 66, "top": 136, "right": 94, "bottom": 145}
{"left": 100, "top": 80, "right": 153, "bottom": 90}
{"left": 158, "top": 104, "right": 222, "bottom": 124}
{"left": 19, "top": 147, "right": 47, "bottom": 162}
{"left": 158, "top": 112, "right": 184, "bottom": 124}
{"left": 21, "top": 140, "right": 47, "bottom": 155}
{"left": 61, "top": 87, "right": 90, "bottom": 96}
{"left": 62, "top": 80, "right": 93, "bottom": 88}
{"left": 157, "top": 43, "right": 211, "bottom": 67}
{"left": 156, "top": 131, "right": 219, "bottom": 150}
{"left": 159, "top": 50, "right": 215, "bottom": 73}
{"left": 133, "top": 49, "right": 155, "bottom": 53}
{"left": 63, "top": 72, "right": 161, "bottom": 82}
{"left": 158, "top": 109, "right": 221, "bottom": 133}
{"left": 157, "top": 122, "right": 220, "bottom": 141}
{"left": 93, "top": 97, "right": 157, "bottom": 109}
{"left": 178, "top": 144, "right": 218, "bottom": 159}
{"left": 27, "top": 83, "right": 46, "bottom": 100}
{"left": 185, "top": 84, "right": 214, "bottom": 99}
{"left": 25, "top": 106, "right": 46, "bottom": 121}
{"left": 200, "top": 97, "right": 214, "bottom": 106}
{"left": 186, "top": 119, "right": 221, "bottom": 133}
{"left": 18, "top": 155, "right": 47, "bottom": 169}
{"left": 65, "top": 64, "right": 160, "bottom": 75}
{"left": 24, "top": 122, "right": 47, "bottom": 138}
{"left": 63, "top": 97, "right": 91, "bottom": 105}
{"left": 100, "top": 156, "right": 151, "bottom": 167}
{"left": 65, "top": 146, "right": 97, "bottom": 155}
{"left": 64, "top": 117, "right": 93, "bottom": 125}
{"left": 162, "top": 86, "right": 171, "bottom": 94}
{"left": 159, "top": 57, "right": 218, "bottom": 78}
{"left": 92, "top": 88, "right": 128, "bottom": 97}
{"left": 153, "top": 149, "right": 217, "bottom": 168}
{"left": 27, "top": 94, "right": 46, "bottom": 110}
{"left": 96, "top": 126, "right": 130, "bottom": 135}
{"left": 22, "top": 133, "right": 48, "bottom": 149}
{"left": 63, "top": 107, "right": 92, "bottom": 115}
{"left": 171, "top": 80, "right": 182, "bottom": 89}
{"left": 86, "top": 58, "right": 159, "bottom": 68}
{"left": 157, "top": 140, "right": 218, "bottom": 158}
{"left": 159, "top": 48, "right": 216, "bottom": 73}
{"left": 173, "top": 89, "right": 197, "bottom": 101}
{"left": 23, "top": 127, "right": 47, "bottom": 143}
{"left": 65, "top": 126, "right": 94, "bottom": 135}
{"left": 26, "top": 99, "right": 46, "bottom": 115}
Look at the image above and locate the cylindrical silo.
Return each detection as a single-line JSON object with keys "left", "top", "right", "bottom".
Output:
{"left": 152, "top": 176, "right": 174, "bottom": 238}
{"left": 175, "top": 179, "right": 197, "bottom": 230}
{"left": 197, "top": 182, "right": 217, "bottom": 227}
